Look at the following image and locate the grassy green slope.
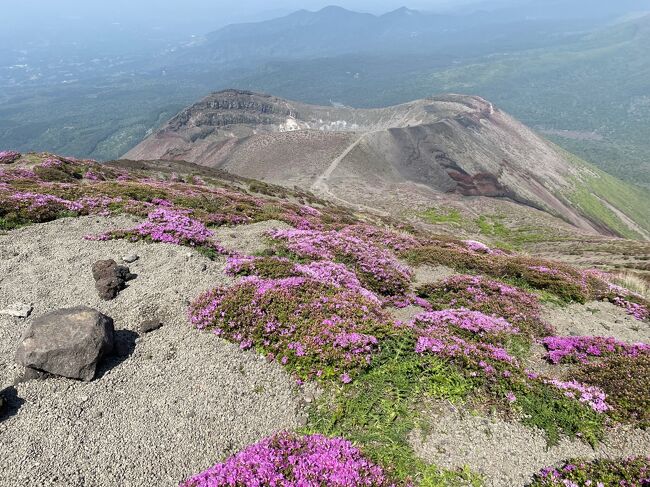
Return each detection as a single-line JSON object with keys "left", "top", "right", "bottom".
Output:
{"left": 556, "top": 147, "right": 650, "bottom": 240}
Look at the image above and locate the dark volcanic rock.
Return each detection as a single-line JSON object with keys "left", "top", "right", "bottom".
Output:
{"left": 15, "top": 306, "right": 114, "bottom": 381}
{"left": 92, "top": 259, "right": 136, "bottom": 300}
{"left": 140, "top": 318, "right": 163, "bottom": 334}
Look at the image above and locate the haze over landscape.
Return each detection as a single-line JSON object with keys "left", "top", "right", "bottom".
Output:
{"left": 1, "top": 2, "right": 650, "bottom": 487}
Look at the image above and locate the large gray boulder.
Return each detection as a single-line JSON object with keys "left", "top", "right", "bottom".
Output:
{"left": 15, "top": 307, "right": 114, "bottom": 381}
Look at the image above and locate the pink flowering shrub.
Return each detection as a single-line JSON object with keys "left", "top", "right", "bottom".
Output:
{"left": 404, "top": 241, "right": 598, "bottom": 302}
{"left": 599, "top": 283, "right": 650, "bottom": 321}
{"left": 226, "top": 255, "right": 380, "bottom": 303}
{"left": 543, "top": 379, "right": 609, "bottom": 413}
{"left": 269, "top": 228, "right": 413, "bottom": 297}
{"left": 39, "top": 157, "right": 63, "bottom": 168}
{"left": 0, "top": 153, "right": 357, "bottom": 234}
{"left": 531, "top": 457, "right": 650, "bottom": 487}
{"left": 541, "top": 336, "right": 650, "bottom": 365}
{"left": 462, "top": 239, "right": 504, "bottom": 255}
{"left": 0, "top": 150, "right": 20, "bottom": 164}
{"left": 86, "top": 207, "right": 227, "bottom": 254}
{"left": 225, "top": 255, "right": 296, "bottom": 279}
{"left": 188, "top": 276, "right": 392, "bottom": 382}
{"left": 574, "top": 354, "right": 650, "bottom": 425}
{"left": 181, "top": 432, "right": 396, "bottom": 487}
{"left": 409, "top": 310, "right": 519, "bottom": 379}
{"left": 417, "top": 275, "right": 552, "bottom": 337}
{"left": 340, "top": 224, "right": 421, "bottom": 253}
{"left": 407, "top": 310, "right": 608, "bottom": 446}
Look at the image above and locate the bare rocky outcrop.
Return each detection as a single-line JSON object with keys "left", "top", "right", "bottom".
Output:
{"left": 15, "top": 306, "right": 115, "bottom": 381}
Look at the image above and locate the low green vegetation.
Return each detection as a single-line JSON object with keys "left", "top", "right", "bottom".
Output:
{"left": 475, "top": 215, "right": 509, "bottom": 238}
{"left": 304, "top": 336, "right": 480, "bottom": 485}
{"left": 574, "top": 354, "right": 650, "bottom": 427}
{"left": 515, "top": 382, "right": 604, "bottom": 447}
{"left": 420, "top": 207, "right": 464, "bottom": 225}
{"left": 561, "top": 149, "right": 650, "bottom": 239}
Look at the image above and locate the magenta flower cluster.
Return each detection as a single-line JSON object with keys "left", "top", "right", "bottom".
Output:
{"left": 226, "top": 255, "right": 380, "bottom": 303}
{"left": 533, "top": 457, "right": 650, "bottom": 487}
{"left": 39, "top": 157, "right": 63, "bottom": 168}
{"left": 180, "top": 432, "right": 394, "bottom": 487}
{"left": 411, "top": 310, "right": 518, "bottom": 369}
{"left": 0, "top": 150, "right": 20, "bottom": 164}
{"left": 462, "top": 239, "right": 503, "bottom": 255}
{"left": 188, "top": 276, "right": 389, "bottom": 382}
{"left": 612, "top": 296, "right": 649, "bottom": 321}
{"left": 269, "top": 228, "right": 412, "bottom": 296}
{"left": 544, "top": 379, "right": 609, "bottom": 413}
{"left": 340, "top": 224, "right": 421, "bottom": 253}
{"left": 594, "top": 280, "right": 650, "bottom": 321}
{"left": 541, "top": 336, "right": 650, "bottom": 364}
{"left": 87, "top": 206, "right": 227, "bottom": 253}
{"left": 418, "top": 274, "right": 552, "bottom": 336}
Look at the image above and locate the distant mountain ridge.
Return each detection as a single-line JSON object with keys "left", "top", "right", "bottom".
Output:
{"left": 125, "top": 90, "right": 650, "bottom": 240}
{"left": 177, "top": 5, "right": 602, "bottom": 66}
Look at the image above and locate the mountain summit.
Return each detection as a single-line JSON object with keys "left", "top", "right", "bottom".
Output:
{"left": 126, "top": 90, "right": 650, "bottom": 240}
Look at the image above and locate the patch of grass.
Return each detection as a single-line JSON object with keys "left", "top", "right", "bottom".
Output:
{"left": 475, "top": 215, "right": 509, "bottom": 238}
{"left": 420, "top": 208, "right": 464, "bottom": 225}
{"left": 513, "top": 382, "right": 604, "bottom": 447}
{"left": 303, "top": 335, "right": 481, "bottom": 485}
{"left": 195, "top": 245, "right": 221, "bottom": 261}
{"left": 474, "top": 216, "right": 564, "bottom": 250}
{"left": 562, "top": 149, "right": 650, "bottom": 239}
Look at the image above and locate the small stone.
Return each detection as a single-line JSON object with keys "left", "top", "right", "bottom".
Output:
{"left": 0, "top": 303, "right": 33, "bottom": 319}
{"left": 200, "top": 263, "right": 208, "bottom": 272}
{"left": 140, "top": 319, "right": 163, "bottom": 334}
{"left": 303, "top": 392, "right": 315, "bottom": 404}
{"left": 122, "top": 255, "right": 139, "bottom": 264}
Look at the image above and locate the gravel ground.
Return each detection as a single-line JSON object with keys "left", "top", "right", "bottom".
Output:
{"left": 389, "top": 305, "right": 426, "bottom": 323}
{"left": 212, "top": 220, "right": 290, "bottom": 255}
{"left": 542, "top": 300, "right": 650, "bottom": 343}
{"left": 413, "top": 264, "right": 459, "bottom": 286}
{"left": 0, "top": 217, "right": 306, "bottom": 487}
{"left": 412, "top": 405, "right": 650, "bottom": 487}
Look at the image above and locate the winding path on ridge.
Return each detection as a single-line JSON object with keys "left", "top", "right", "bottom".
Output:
{"left": 309, "top": 131, "right": 391, "bottom": 217}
